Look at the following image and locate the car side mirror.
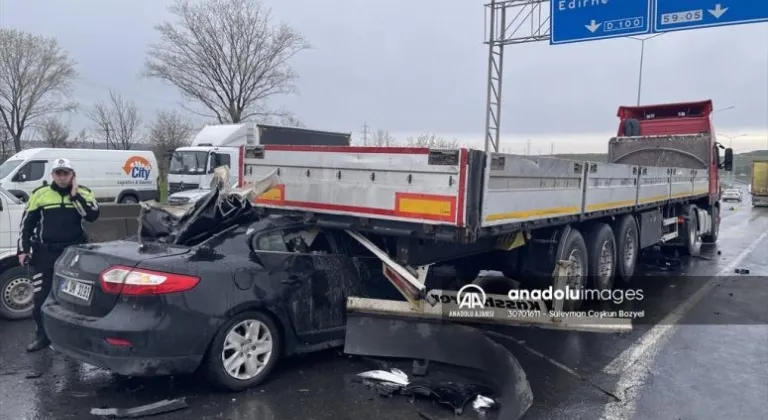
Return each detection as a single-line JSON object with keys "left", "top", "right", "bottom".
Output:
{"left": 723, "top": 148, "right": 734, "bottom": 172}
{"left": 12, "top": 172, "right": 26, "bottom": 182}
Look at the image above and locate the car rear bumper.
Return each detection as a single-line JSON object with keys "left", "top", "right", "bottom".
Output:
{"left": 42, "top": 299, "right": 205, "bottom": 376}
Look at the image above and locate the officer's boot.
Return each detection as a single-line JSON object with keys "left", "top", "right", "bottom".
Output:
{"left": 27, "top": 324, "right": 50, "bottom": 352}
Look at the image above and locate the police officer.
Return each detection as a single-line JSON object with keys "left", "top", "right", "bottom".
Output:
{"left": 17, "top": 158, "right": 100, "bottom": 352}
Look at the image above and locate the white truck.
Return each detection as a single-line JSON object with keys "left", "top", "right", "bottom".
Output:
{"left": 167, "top": 123, "right": 351, "bottom": 197}
{"left": 239, "top": 100, "right": 733, "bottom": 331}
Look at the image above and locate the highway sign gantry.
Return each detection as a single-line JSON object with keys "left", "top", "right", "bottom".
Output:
{"left": 550, "top": 0, "right": 652, "bottom": 45}
{"left": 654, "top": 0, "right": 768, "bottom": 33}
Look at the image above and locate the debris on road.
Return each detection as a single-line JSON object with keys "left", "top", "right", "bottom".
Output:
{"left": 355, "top": 368, "right": 497, "bottom": 415}
{"left": 90, "top": 398, "right": 188, "bottom": 418}
{"left": 357, "top": 368, "right": 409, "bottom": 386}
{"left": 735, "top": 268, "right": 750, "bottom": 274}
{"left": 345, "top": 317, "right": 533, "bottom": 420}
{"left": 473, "top": 394, "right": 497, "bottom": 412}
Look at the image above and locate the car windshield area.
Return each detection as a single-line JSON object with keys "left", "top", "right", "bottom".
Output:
{"left": 168, "top": 151, "right": 209, "bottom": 175}
{"left": 0, "top": 159, "right": 24, "bottom": 180}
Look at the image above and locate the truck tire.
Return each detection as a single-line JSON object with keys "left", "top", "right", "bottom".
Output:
{"left": 614, "top": 215, "right": 639, "bottom": 284}
{"left": 584, "top": 223, "right": 617, "bottom": 292}
{"left": 702, "top": 205, "right": 719, "bottom": 243}
{"left": 681, "top": 204, "right": 702, "bottom": 257}
{"left": 556, "top": 227, "right": 589, "bottom": 311}
{"left": 0, "top": 266, "right": 34, "bottom": 320}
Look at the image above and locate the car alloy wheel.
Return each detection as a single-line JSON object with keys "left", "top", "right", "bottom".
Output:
{"left": 205, "top": 310, "right": 282, "bottom": 391}
{"left": 221, "top": 319, "right": 274, "bottom": 380}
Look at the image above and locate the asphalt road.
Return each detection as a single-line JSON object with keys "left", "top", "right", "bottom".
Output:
{"left": 1, "top": 195, "right": 766, "bottom": 420}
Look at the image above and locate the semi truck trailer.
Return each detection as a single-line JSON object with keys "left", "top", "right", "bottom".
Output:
{"left": 750, "top": 160, "right": 768, "bottom": 207}
{"left": 240, "top": 100, "right": 733, "bottom": 322}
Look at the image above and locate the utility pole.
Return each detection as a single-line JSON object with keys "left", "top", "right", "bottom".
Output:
{"left": 526, "top": 139, "right": 531, "bottom": 155}
{"left": 361, "top": 122, "right": 369, "bottom": 146}
{"left": 628, "top": 33, "right": 664, "bottom": 106}
{"left": 550, "top": 143, "right": 554, "bottom": 155}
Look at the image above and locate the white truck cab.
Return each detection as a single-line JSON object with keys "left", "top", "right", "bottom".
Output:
{"left": 167, "top": 125, "right": 247, "bottom": 195}
{"left": 167, "top": 123, "right": 352, "bottom": 196}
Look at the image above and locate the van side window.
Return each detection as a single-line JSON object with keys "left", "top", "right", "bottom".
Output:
{"left": 16, "top": 161, "right": 46, "bottom": 182}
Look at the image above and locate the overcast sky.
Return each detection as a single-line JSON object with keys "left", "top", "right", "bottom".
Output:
{"left": 2, "top": 0, "right": 767, "bottom": 153}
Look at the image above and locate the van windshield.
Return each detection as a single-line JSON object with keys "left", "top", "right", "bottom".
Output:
{"left": 169, "top": 151, "right": 209, "bottom": 175}
{"left": 0, "top": 159, "right": 24, "bottom": 180}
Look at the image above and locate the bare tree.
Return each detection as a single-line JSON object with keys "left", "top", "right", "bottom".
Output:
{"left": 39, "top": 116, "right": 70, "bottom": 148}
{"left": 86, "top": 90, "right": 142, "bottom": 150}
{"left": 0, "top": 28, "right": 78, "bottom": 153}
{"left": 148, "top": 109, "right": 195, "bottom": 176}
{"left": 369, "top": 129, "right": 395, "bottom": 147}
{"left": 0, "top": 125, "right": 12, "bottom": 161}
{"left": 405, "top": 133, "right": 460, "bottom": 148}
{"left": 69, "top": 129, "right": 91, "bottom": 148}
{"left": 143, "top": 0, "right": 311, "bottom": 124}
{"left": 278, "top": 113, "right": 305, "bottom": 128}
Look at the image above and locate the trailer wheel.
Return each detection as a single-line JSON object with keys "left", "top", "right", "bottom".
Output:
{"left": 702, "top": 205, "right": 719, "bottom": 243}
{"left": 681, "top": 205, "right": 702, "bottom": 257}
{"left": 584, "top": 223, "right": 617, "bottom": 292}
{"left": 557, "top": 228, "right": 588, "bottom": 311}
{"left": 614, "top": 215, "right": 639, "bottom": 284}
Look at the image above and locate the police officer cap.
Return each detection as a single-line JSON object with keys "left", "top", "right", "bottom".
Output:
{"left": 52, "top": 158, "right": 74, "bottom": 173}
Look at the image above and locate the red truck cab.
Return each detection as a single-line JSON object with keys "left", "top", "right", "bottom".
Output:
{"left": 613, "top": 100, "right": 733, "bottom": 205}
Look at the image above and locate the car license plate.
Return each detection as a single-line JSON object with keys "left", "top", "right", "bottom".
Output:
{"left": 61, "top": 278, "right": 92, "bottom": 301}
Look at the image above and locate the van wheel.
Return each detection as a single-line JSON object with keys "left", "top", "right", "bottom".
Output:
{"left": 120, "top": 195, "right": 138, "bottom": 204}
{"left": 204, "top": 311, "right": 282, "bottom": 391}
{"left": 0, "top": 266, "right": 34, "bottom": 320}
{"left": 614, "top": 215, "right": 639, "bottom": 285}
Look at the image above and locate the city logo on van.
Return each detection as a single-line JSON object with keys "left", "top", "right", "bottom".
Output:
{"left": 122, "top": 156, "right": 152, "bottom": 180}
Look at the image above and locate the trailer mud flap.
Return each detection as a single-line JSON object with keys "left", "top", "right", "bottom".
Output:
{"left": 344, "top": 314, "right": 533, "bottom": 420}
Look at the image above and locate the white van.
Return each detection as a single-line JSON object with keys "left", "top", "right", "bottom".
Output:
{"left": 0, "top": 148, "right": 159, "bottom": 203}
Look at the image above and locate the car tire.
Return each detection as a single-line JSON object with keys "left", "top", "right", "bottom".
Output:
{"left": 0, "top": 266, "right": 34, "bottom": 320}
{"left": 204, "top": 310, "right": 282, "bottom": 391}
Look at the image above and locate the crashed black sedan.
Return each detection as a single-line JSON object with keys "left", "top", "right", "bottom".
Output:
{"left": 41, "top": 186, "right": 400, "bottom": 391}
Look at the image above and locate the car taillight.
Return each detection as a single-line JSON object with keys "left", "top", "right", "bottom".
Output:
{"left": 99, "top": 266, "right": 200, "bottom": 296}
